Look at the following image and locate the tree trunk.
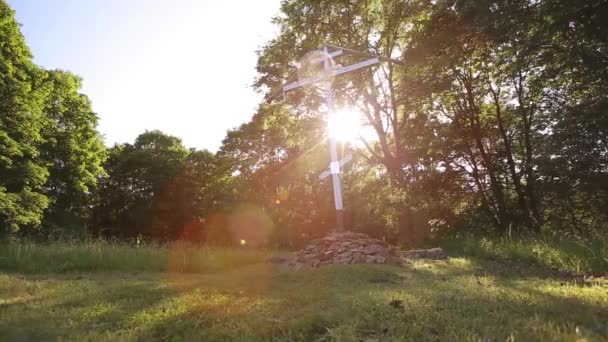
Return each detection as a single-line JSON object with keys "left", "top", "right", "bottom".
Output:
{"left": 488, "top": 81, "right": 534, "bottom": 231}
{"left": 465, "top": 144, "right": 502, "bottom": 229}
{"left": 459, "top": 73, "right": 510, "bottom": 232}
{"left": 515, "top": 71, "right": 542, "bottom": 232}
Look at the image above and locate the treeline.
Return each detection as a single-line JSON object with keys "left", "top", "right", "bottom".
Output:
{"left": 0, "top": 2, "right": 105, "bottom": 238}
{"left": 1, "top": 0, "right": 607, "bottom": 247}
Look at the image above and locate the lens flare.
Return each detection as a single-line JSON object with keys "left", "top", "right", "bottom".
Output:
{"left": 297, "top": 50, "right": 336, "bottom": 91}
{"left": 228, "top": 205, "right": 273, "bottom": 248}
{"left": 327, "top": 109, "right": 363, "bottom": 143}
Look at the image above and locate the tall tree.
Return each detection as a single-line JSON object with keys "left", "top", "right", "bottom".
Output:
{"left": 402, "top": 0, "right": 608, "bottom": 235}
{"left": 38, "top": 70, "right": 106, "bottom": 235}
{"left": 0, "top": 1, "right": 51, "bottom": 235}
{"left": 256, "top": 0, "right": 443, "bottom": 244}
{"left": 92, "top": 131, "right": 189, "bottom": 239}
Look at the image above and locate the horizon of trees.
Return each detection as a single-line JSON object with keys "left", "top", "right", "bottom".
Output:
{"left": 1, "top": 0, "right": 606, "bottom": 247}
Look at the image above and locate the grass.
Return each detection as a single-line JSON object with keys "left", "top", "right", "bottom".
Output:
{"left": 0, "top": 243, "right": 607, "bottom": 341}
{"left": 0, "top": 241, "right": 270, "bottom": 274}
{"left": 442, "top": 235, "right": 608, "bottom": 276}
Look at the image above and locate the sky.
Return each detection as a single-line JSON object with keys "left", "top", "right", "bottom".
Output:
{"left": 9, "top": 0, "right": 281, "bottom": 151}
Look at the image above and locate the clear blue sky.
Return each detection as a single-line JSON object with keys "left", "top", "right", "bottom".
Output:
{"left": 9, "top": 0, "right": 281, "bottom": 151}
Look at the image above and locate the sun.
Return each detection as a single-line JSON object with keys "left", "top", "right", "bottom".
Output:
{"left": 327, "top": 109, "right": 364, "bottom": 143}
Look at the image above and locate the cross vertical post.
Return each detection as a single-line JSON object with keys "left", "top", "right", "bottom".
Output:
{"left": 323, "top": 46, "right": 345, "bottom": 232}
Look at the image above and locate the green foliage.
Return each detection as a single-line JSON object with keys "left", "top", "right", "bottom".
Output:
{"left": 39, "top": 70, "right": 106, "bottom": 226}
{"left": 219, "top": 104, "right": 335, "bottom": 247}
{"left": 442, "top": 235, "right": 608, "bottom": 275}
{"left": 254, "top": 0, "right": 608, "bottom": 243}
{"left": 0, "top": 1, "right": 51, "bottom": 233}
{"left": 0, "top": 1, "right": 106, "bottom": 237}
{"left": 91, "top": 130, "right": 231, "bottom": 241}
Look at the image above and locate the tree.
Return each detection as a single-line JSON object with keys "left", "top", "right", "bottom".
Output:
{"left": 219, "top": 103, "right": 334, "bottom": 247}
{"left": 0, "top": 1, "right": 51, "bottom": 235}
{"left": 256, "top": 0, "right": 448, "bottom": 244}
{"left": 92, "top": 131, "right": 188, "bottom": 239}
{"left": 1, "top": 1, "right": 107, "bottom": 238}
{"left": 91, "top": 130, "right": 230, "bottom": 241}
{"left": 37, "top": 70, "right": 106, "bottom": 237}
{"left": 402, "top": 0, "right": 608, "bottom": 235}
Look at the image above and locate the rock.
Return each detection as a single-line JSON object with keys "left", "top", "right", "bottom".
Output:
{"left": 364, "top": 244, "right": 383, "bottom": 255}
{"left": 401, "top": 247, "right": 448, "bottom": 260}
{"left": 292, "top": 262, "right": 306, "bottom": 271}
{"left": 338, "top": 251, "right": 351, "bottom": 258}
{"left": 287, "top": 231, "right": 402, "bottom": 270}
{"left": 266, "top": 256, "right": 288, "bottom": 264}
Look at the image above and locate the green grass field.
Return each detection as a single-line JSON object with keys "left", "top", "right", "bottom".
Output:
{"left": 1, "top": 243, "right": 607, "bottom": 341}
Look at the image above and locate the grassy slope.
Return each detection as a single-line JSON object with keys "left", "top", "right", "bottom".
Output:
{"left": 1, "top": 249, "right": 607, "bottom": 341}
{"left": 442, "top": 236, "right": 608, "bottom": 275}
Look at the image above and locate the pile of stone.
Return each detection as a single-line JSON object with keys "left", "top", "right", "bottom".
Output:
{"left": 287, "top": 231, "right": 402, "bottom": 270}
{"left": 401, "top": 247, "right": 448, "bottom": 260}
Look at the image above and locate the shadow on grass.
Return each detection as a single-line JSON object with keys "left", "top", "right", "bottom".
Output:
{"left": 1, "top": 260, "right": 606, "bottom": 341}
{"left": 130, "top": 262, "right": 608, "bottom": 341}
{"left": 0, "top": 274, "right": 172, "bottom": 340}
{"left": 410, "top": 264, "right": 607, "bottom": 338}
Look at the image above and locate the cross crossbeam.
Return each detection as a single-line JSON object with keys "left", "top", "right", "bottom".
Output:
{"left": 282, "top": 57, "right": 379, "bottom": 93}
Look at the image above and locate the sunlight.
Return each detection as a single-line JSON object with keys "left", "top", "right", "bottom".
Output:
{"left": 327, "top": 109, "right": 364, "bottom": 143}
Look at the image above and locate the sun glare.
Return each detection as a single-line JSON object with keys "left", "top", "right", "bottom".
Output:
{"left": 327, "top": 109, "right": 364, "bottom": 143}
